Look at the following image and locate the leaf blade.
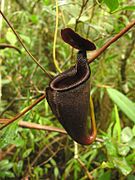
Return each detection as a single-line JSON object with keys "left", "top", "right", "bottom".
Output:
{"left": 104, "top": 0, "right": 119, "bottom": 12}
{"left": 107, "top": 88, "right": 135, "bottom": 123}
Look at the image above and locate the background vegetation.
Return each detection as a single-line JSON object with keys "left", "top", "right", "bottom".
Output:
{"left": 0, "top": 0, "right": 135, "bottom": 179}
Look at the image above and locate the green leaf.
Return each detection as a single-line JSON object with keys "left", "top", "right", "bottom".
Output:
{"left": 22, "top": 148, "right": 32, "bottom": 158}
{"left": 0, "top": 160, "right": 9, "bottom": 168}
{"left": 54, "top": 167, "right": 59, "bottom": 179}
{"left": 0, "top": 160, "right": 13, "bottom": 171}
{"left": 113, "top": 105, "right": 121, "bottom": 142}
{"left": 0, "top": 122, "right": 19, "bottom": 148}
{"left": 127, "top": 175, "right": 135, "bottom": 180}
{"left": 118, "top": 143, "right": 130, "bottom": 156}
{"left": 13, "top": 160, "right": 23, "bottom": 176}
{"left": 104, "top": 0, "right": 119, "bottom": 12}
{"left": 101, "top": 161, "right": 114, "bottom": 169}
{"left": 128, "top": 138, "right": 135, "bottom": 149}
{"left": 132, "top": 125, "right": 135, "bottom": 136}
{"left": 12, "top": 136, "right": 25, "bottom": 147}
{"left": 107, "top": 88, "right": 135, "bottom": 123}
{"left": 43, "top": 0, "right": 50, "bottom": 5}
{"left": 113, "top": 157, "right": 132, "bottom": 176}
{"left": 121, "top": 5, "right": 135, "bottom": 11}
{"left": 68, "top": 16, "right": 89, "bottom": 25}
{"left": 98, "top": 170, "right": 111, "bottom": 180}
{"left": 20, "top": 34, "right": 31, "bottom": 44}
{"left": 2, "top": 79, "right": 11, "bottom": 85}
{"left": 107, "top": 122, "right": 114, "bottom": 138}
{"left": 0, "top": 171, "right": 15, "bottom": 178}
{"left": 121, "top": 127, "right": 133, "bottom": 143}
{"left": 34, "top": 166, "right": 43, "bottom": 179}
{"left": 6, "top": 30, "right": 17, "bottom": 45}
{"left": 105, "top": 140, "right": 117, "bottom": 156}
{"left": 64, "top": 159, "right": 75, "bottom": 177}
{"left": 30, "top": 15, "right": 39, "bottom": 24}
{"left": 126, "top": 152, "right": 135, "bottom": 163}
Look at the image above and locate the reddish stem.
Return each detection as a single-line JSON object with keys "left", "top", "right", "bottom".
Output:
{"left": 88, "top": 20, "right": 135, "bottom": 64}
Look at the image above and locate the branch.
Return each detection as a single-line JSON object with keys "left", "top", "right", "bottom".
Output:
{"left": 75, "top": 0, "right": 89, "bottom": 31}
{"left": 0, "top": 94, "right": 46, "bottom": 130}
{"left": 77, "top": 158, "right": 93, "bottom": 180}
{"left": 19, "top": 121, "right": 66, "bottom": 134}
{"left": 73, "top": 142, "right": 93, "bottom": 179}
{"left": 0, "top": 43, "right": 21, "bottom": 53}
{"left": 0, "top": 118, "right": 103, "bottom": 142}
{"left": 30, "top": 136, "right": 66, "bottom": 167}
{"left": 88, "top": 20, "right": 135, "bottom": 64}
{"left": 0, "top": 119, "right": 67, "bottom": 134}
{"left": 0, "top": 95, "right": 42, "bottom": 116}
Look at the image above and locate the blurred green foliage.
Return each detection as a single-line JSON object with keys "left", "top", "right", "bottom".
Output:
{"left": 0, "top": 0, "right": 135, "bottom": 179}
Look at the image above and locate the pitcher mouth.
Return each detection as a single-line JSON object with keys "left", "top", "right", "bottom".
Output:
{"left": 50, "top": 64, "right": 90, "bottom": 92}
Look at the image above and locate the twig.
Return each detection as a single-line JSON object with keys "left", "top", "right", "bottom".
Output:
{"left": 77, "top": 158, "right": 93, "bottom": 179}
{"left": 0, "top": 119, "right": 67, "bottom": 133}
{"left": 19, "top": 121, "right": 67, "bottom": 134}
{"left": 88, "top": 20, "right": 135, "bottom": 64}
{"left": 0, "top": 10, "right": 52, "bottom": 79}
{"left": 0, "top": 43, "right": 21, "bottom": 53}
{"left": 0, "top": 94, "right": 46, "bottom": 129}
{"left": 74, "top": 139, "right": 93, "bottom": 179}
{"left": 0, "top": 98, "right": 15, "bottom": 116}
{"left": 0, "top": 94, "right": 45, "bottom": 116}
{"left": 75, "top": 0, "right": 89, "bottom": 31}
{"left": 31, "top": 136, "right": 65, "bottom": 166}
{"left": 96, "top": 137, "right": 104, "bottom": 143}
{"left": 38, "top": 147, "right": 63, "bottom": 167}
{"left": 23, "top": 136, "right": 65, "bottom": 180}
{"left": 0, "top": 118, "right": 104, "bottom": 143}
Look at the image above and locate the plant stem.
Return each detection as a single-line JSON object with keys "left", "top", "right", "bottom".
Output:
{"left": 0, "top": 94, "right": 46, "bottom": 129}
{"left": 88, "top": 20, "right": 135, "bottom": 64}
{"left": 53, "top": 0, "right": 62, "bottom": 73}
{"left": 0, "top": 119, "right": 67, "bottom": 134}
{"left": 0, "top": 43, "right": 21, "bottom": 53}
